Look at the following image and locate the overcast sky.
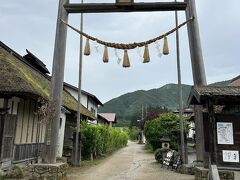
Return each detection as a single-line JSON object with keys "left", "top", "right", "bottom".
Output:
{"left": 1, "top": 0, "right": 239, "bottom": 103}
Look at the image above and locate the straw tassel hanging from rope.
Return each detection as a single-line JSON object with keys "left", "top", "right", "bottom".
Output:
{"left": 143, "top": 45, "right": 150, "bottom": 63}
{"left": 163, "top": 36, "right": 169, "bottom": 55}
{"left": 122, "top": 50, "right": 130, "bottom": 68}
{"left": 84, "top": 38, "right": 91, "bottom": 56}
{"left": 103, "top": 46, "right": 109, "bottom": 63}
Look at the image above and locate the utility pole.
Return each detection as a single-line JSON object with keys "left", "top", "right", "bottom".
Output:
{"left": 139, "top": 104, "right": 144, "bottom": 144}
{"left": 185, "top": 0, "right": 207, "bottom": 163}
{"left": 175, "top": 0, "right": 188, "bottom": 164}
{"left": 73, "top": 0, "right": 84, "bottom": 166}
{"left": 49, "top": 0, "right": 69, "bottom": 163}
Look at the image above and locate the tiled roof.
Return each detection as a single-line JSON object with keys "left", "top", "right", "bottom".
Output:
{"left": 98, "top": 113, "right": 116, "bottom": 122}
{"left": 230, "top": 75, "right": 240, "bottom": 86}
{"left": 188, "top": 86, "right": 240, "bottom": 105}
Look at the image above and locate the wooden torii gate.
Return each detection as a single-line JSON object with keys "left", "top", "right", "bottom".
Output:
{"left": 49, "top": 0, "right": 207, "bottom": 164}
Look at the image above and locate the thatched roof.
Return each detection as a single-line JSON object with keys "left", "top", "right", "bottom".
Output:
{"left": 188, "top": 86, "right": 240, "bottom": 105}
{"left": 0, "top": 43, "right": 95, "bottom": 119}
{"left": 24, "top": 49, "right": 50, "bottom": 74}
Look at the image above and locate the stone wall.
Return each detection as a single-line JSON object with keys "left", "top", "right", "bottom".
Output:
{"left": 30, "top": 163, "right": 68, "bottom": 180}
{"left": 195, "top": 167, "right": 234, "bottom": 180}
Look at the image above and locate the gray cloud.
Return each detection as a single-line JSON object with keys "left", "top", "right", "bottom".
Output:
{"left": 0, "top": 0, "right": 239, "bottom": 103}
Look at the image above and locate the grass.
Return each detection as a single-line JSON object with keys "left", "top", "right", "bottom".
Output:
{"left": 70, "top": 149, "right": 119, "bottom": 168}
{"left": 79, "top": 155, "right": 108, "bottom": 167}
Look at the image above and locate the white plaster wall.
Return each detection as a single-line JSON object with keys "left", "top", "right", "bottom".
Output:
{"left": 64, "top": 87, "right": 88, "bottom": 108}
{"left": 57, "top": 111, "right": 67, "bottom": 157}
{"left": 188, "top": 122, "right": 195, "bottom": 139}
{"left": 88, "top": 98, "right": 98, "bottom": 117}
{"left": 81, "top": 93, "right": 88, "bottom": 108}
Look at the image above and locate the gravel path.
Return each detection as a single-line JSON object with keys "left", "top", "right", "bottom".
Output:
{"left": 68, "top": 141, "right": 194, "bottom": 180}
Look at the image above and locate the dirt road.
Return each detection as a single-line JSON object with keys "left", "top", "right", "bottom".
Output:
{"left": 68, "top": 141, "right": 194, "bottom": 180}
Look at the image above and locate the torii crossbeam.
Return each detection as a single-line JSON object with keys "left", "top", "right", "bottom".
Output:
{"left": 64, "top": 2, "right": 187, "bottom": 13}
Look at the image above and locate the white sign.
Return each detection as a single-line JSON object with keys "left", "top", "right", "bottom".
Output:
{"left": 222, "top": 150, "right": 239, "bottom": 163}
{"left": 217, "top": 122, "right": 234, "bottom": 145}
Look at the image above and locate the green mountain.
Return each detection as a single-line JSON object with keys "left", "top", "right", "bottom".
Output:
{"left": 99, "top": 79, "right": 232, "bottom": 121}
{"left": 99, "top": 83, "right": 192, "bottom": 120}
{"left": 210, "top": 80, "right": 231, "bottom": 86}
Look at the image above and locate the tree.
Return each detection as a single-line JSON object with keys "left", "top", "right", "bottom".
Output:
{"left": 140, "top": 106, "right": 169, "bottom": 130}
{"left": 144, "top": 113, "right": 189, "bottom": 150}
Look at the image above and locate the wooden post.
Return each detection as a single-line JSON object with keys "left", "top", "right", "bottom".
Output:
{"left": 72, "top": 0, "right": 84, "bottom": 166}
{"left": 185, "top": 0, "right": 207, "bottom": 164}
{"left": 208, "top": 100, "right": 218, "bottom": 165}
{"left": 175, "top": 2, "right": 188, "bottom": 164}
{"left": 138, "top": 104, "right": 144, "bottom": 144}
{"left": 49, "top": 0, "right": 69, "bottom": 163}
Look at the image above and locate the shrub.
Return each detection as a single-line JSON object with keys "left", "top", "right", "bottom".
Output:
{"left": 4, "top": 165, "right": 24, "bottom": 179}
{"left": 81, "top": 123, "right": 128, "bottom": 160}
{"left": 0, "top": 170, "right": 5, "bottom": 180}
{"left": 154, "top": 148, "right": 163, "bottom": 163}
{"left": 144, "top": 113, "right": 189, "bottom": 151}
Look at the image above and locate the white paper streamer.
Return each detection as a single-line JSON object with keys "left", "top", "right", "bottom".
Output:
{"left": 94, "top": 41, "right": 99, "bottom": 53}
{"left": 137, "top": 47, "right": 144, "bottom": 62}
{"left": 114, "top": 49, "right": 122, "bottom": 64}
{"left": 155, "top": 41, "right": 162, "bottom": 58}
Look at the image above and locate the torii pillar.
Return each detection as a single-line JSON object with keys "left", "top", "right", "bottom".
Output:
{"left": 48, "top": 0, "right": 69, "bottom": 163}
{"left": 185, "top": 0, "right": 207, "bottom": 164}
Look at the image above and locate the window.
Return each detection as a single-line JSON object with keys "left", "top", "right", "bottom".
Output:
{"left": 59, "top": 118, "right": 62, "bottom": 129}
{"left": 90, "top": 107, "right": 96, "bottom": 115}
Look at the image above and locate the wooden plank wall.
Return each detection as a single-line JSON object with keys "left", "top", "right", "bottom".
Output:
{"left": 14, "top": 98, "right": 45, "bottom": 145}
{"left": 203, "top": 113, "right": 240, "bottom": 168}
{"left": 215, "top": 114, "right": 240, "bottom": 168}
{"left": 6, "top": 97, "right": 46, "bottom": 162}
{"left": 1, "top": 115, "right": 17, "bottom": 160}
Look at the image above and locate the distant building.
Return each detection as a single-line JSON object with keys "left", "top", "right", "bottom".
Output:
{"left": 229, "top": 75, "right": 240, "bottom": 86}
{"left": 174, "top": 108, "right": 195, "bottom": 140}
{"left": 98, "top": 113, "right": 117, "bottom": 127}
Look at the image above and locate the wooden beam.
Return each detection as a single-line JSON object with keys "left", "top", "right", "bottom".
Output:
{"left": 185, "top": 0, "right": 207, "bottom": 165}
{"left": 64, "top": 2, "right": 187, "bottom": 13}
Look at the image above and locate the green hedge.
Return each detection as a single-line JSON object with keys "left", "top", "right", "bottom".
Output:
{"left": 81, "top": 123, "right": 128, "bottom": 160}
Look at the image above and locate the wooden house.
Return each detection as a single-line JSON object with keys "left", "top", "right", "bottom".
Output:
{"left": 62, "top": 83, "right": 103, "bottom": 156}
{"left": 188, "top": 86, "right": 240, "bottom": 169}
{"left": 64, "top": 82, "right": 103, "bottom": 118}
{"left": 0, "top": 42, "right": 95, "bottom": 169}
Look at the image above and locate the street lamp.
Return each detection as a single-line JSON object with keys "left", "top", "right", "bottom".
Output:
{"left": 116, "top": 0, "right": 134, "bottom": 5}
